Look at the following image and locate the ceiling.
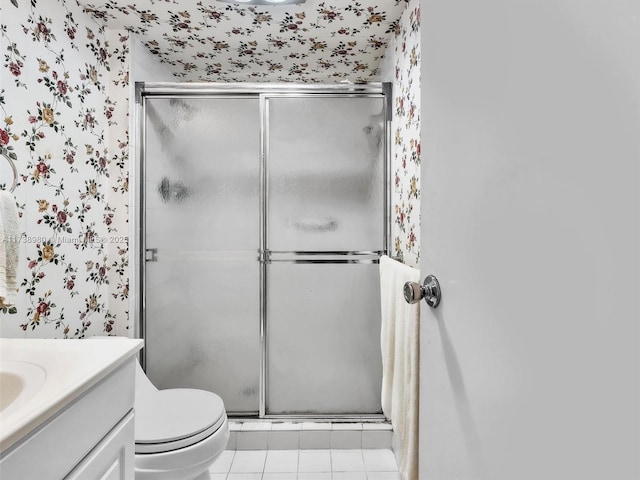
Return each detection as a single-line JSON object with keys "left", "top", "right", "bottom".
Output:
{"left": 79, "top": 0, "right": 408, "bottom": 83}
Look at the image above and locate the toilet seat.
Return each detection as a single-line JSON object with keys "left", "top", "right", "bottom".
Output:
{"left": 135, "top": 388, "right": 226, "bottom": 454}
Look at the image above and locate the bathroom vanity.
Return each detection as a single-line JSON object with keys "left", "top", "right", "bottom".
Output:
{"left": 0, "top": 338, "right": 143, "bottom": 479}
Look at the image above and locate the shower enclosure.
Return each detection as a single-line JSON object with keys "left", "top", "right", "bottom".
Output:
{"left": 137, "top": 83, "right": 391, "bottom": 418}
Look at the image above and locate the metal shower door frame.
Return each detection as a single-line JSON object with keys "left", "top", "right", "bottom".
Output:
{"left": 135, "top": 82, "right": 392, "bottom": 419}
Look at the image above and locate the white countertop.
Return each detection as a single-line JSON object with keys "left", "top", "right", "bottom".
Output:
{"left": 0, "top": 337, "right": 143, "bottom": 452}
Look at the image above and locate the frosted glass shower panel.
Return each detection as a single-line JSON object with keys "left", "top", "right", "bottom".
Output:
{"left": 267, "top": 96, "right": 385, "bottom": 252}
{"left": 145, "top": 258, "right": 260, "bottom": 413}
{"left": 267, "top": 263, "right": 383, "bottom": 414}
{"left": 144, "top": 97, "right": 261, "bottom": 414}
{"left": 144, "top": 97, "right": 260, "bottom": 251}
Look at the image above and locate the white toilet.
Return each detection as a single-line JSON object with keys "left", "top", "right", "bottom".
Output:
{"left": 133, "top": 360, "right": 229, "bottom": 480}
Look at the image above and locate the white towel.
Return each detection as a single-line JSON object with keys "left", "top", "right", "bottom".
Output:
{"left": 0, "top": 190, "right": 19, "bottom": 308}
{"left": 379, "top": 255, "right": 420, "bottom": 480}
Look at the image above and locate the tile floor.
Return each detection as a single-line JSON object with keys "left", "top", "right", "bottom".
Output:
{"left": 209, "top": 449, "right": 400, "bottom": 480}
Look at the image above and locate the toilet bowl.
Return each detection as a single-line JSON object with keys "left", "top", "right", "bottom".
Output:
{"left": 134, "top": 360, "right": 229, "bottom": 480}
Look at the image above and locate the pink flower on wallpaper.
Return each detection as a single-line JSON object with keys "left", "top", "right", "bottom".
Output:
{"left": 9, "top": 62, "right": 21, "bottom": 76}
{"left": 36, "top": 301, "right": 49, "bottom": 315}
{"left": 0, "top": 129, "right": 9, "bottom": 145}
{"left": 36, "top": 22, "right": 49, "bottom": 36}
{"left": 57, "top": 80, "right": 67, "bottom": 94}
{"left": 57, "top": 211, "right": 67, "bottom": 223}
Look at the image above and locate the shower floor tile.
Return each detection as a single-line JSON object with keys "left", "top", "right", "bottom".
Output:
{"left": 209, "top": 448, "right": 399, "bottom": 479}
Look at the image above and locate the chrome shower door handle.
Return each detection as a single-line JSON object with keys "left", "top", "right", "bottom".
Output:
{"left": 145, "top": 248, "right": 158, "bottom": 262}
{"left": 404, "top": 274, "right": 442, "bottom": 308}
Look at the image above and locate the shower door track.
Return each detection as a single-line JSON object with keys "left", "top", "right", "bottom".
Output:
{"left": 136, "top": 82, "right": 392, "bottom": 419}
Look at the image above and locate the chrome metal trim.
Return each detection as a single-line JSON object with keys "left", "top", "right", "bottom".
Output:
{"left": 254, "top": 414, "right": 387, "bottom": 422}
{"left": 138, "top": 82, "right": 386, "bottom": 96}
{"left": 382, "top": 82, "right": 393, "bottom": 121}
{"left": 384, "top": 82, "right": 392, "bottom": 258}
{"left": 268, "top": 259, "right": 382, "bottom": 265}
{"left": 135, "top": 81, "right": 144, "bottom": 105}
{"left": 138, "top": 94, "right": 147, "bottom": 369}
{"left": 259, "top": 93, "right": 268, "bottom": 418}
{"left": 268, "top": 250, "right": 384, "bottom": 256}
{"left": 151, "top": 250, "right": 259, "bottom": 262}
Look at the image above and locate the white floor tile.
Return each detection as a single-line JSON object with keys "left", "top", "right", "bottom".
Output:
{"left": 229, "top": 450, "right": 267, "bottom": 473}
{"left": 334, "top": 472, "right": 367, "bottom": 480}
{"left": 297, "top": 473, "right": 332, "bottom": 480}
{"left": 263, "top": 473, "right": 297, "bottom": 480}
{"left": 209, "top": 450, "right": 235, "bottom": 473}
{"left": 209, "top": 475, "right": 227, "bottom": 480}
{"left": 363, "top": 449, "right": 398, "bottom": 472}
{"left": 264, "top": 449, "right": 299, "bottom": 472}
{"left": 367, "top": 473, "right": 402, "bottom": 480}
{"left": 331, "top": 449, "right": 365, "bottom": 472}
{"left": 298, "top": 449, "right": 332, "bottom": 472}
{"left": 227, "top": 474, "right": 262, "bottom": 480}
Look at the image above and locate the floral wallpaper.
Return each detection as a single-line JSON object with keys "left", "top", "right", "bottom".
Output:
{"left": 382, "top": 0, "right": 420, "bottom": 268}
{"left": 0, "top": 0, "right": 130, "bottom": 337}
{"left": 0, "top": 0, "right": 418, "bottom": 338}
{"left": 78, "top": 0, "right": 408, "bottom": 83}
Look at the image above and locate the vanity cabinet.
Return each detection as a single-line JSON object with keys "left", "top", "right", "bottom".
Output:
{"left": 0, "top": 357, "right": 136, "bottom": 480}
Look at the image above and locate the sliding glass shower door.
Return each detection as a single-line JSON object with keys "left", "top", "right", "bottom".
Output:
{"left": 265, "top": 96, "right": 385, "bottom": 414}
{"left": 141, "top": 85, "right": 388, "bottom": 417}
{"left": 143, "top": 97, "right": 261, "bottom": 414}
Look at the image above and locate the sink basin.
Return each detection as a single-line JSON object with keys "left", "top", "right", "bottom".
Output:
{"left": 0, "top": 360, "right": 46, "bottom": 416}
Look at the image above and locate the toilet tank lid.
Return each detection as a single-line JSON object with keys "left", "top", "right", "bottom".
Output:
{"left": 135, "top": 388, "right": 226, "bottom": 444}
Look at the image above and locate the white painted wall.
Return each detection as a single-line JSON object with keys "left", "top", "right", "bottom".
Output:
{"left": 419, "top": 1, "right": 639, "bottom": 478}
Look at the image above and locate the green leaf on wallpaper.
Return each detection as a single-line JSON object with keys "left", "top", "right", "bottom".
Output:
{"left": 11, "top": 0, "right": 18, "bottom": 7}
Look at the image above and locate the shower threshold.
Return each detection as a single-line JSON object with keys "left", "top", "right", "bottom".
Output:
{"left": 226, "top": 417, "right": 393, "bottom": 450}
{"left": 228, "top": 414, "right": 387, "bottom": 423}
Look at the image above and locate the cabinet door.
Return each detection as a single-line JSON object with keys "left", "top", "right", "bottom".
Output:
{"left": 65, "top": 411, "right": 134, "bottom": 480}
